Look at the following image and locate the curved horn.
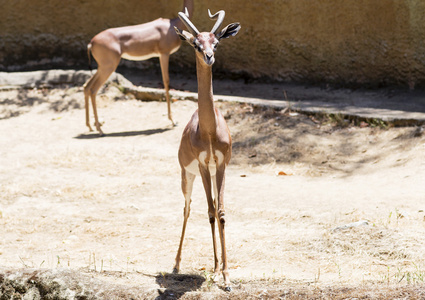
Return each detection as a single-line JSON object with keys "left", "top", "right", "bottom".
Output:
{"left": 178, "top": 7, "right": 200, "bottom": 36}
{"left": 208, "top": 9, "right": 225, "bottom": 34}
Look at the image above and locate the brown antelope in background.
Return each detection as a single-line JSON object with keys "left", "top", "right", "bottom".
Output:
{"left": 83, "top": 0, "right": 194, "bottom": 136}
{"left": 173, "top": 8, "right": 240, "bottom": 291}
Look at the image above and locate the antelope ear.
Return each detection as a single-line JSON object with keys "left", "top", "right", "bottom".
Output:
{"left": 174, "top": 27, "right": 194, "bottom": 44}
{"left": 216, "top": 22, "right": 241, "bottom": 40}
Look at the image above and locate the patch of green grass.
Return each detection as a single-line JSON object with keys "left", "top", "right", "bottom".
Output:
{"left": 366, "top": 118, "right": 389, "bottom": 129}
{"left": 202, "top": 270, "right": 216, "bottom": 289}
{"left": 309, "top": 111, "right": 391, "bottom": 129}
{"left": 382, "top": 264, "right": 425, "bottom": 284}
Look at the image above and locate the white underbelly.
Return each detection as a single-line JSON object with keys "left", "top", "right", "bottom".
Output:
{"left": 121, "top": 52, "right": 159, "bottom": 61}
{"left": 169, "top": 44, "right": 180, "bottom": 55}
{"left": 121, "top": 44, "right": 180, "bottom": 61}
{"left": 184, "top": 150, "right": 224, "bottom": 176}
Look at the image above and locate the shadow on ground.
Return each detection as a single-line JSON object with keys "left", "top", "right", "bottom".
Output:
{"left": 155, "top": 273, "right": 205, "bottom": 299}
{"left": 224, "top": 103, "right": 423, "bottom": 177}
{"left": 0, "top": 86, "right": 82, "bottom": 120}
{"left": 74, "top": 127, "right": 171, "bottom": 139}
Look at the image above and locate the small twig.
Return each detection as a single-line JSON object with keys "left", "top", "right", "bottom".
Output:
{"left": 19, "top": 256, "right": 30, "bottom": 268}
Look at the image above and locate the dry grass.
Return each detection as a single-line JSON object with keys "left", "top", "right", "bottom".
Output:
{"left": 1, "top": 84, "right": 425, "bottom": 298}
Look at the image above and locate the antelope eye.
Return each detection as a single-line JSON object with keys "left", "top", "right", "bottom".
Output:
{"left": 193, "top": 42, "right": 203, "bottom": 51}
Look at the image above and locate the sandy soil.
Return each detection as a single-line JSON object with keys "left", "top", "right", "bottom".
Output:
{"left": 1, "top": 82, "right": 425, "bottom": 298}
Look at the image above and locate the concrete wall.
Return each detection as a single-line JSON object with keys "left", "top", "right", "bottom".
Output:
{"left": 1, "top": 0, "right": 425, "bottom": 87}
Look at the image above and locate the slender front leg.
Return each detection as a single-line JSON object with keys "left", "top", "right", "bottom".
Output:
{"left": 159, "top": 53, "right": 175, "bottom": 126}
{"left": 199, "top": 165, "right": 220, "bottom": 277}
{"left": 174, "top": 168, "right": 195, "bottom": 273}
{"left": 215, "top": 164, "right": 231, "bottom": 291}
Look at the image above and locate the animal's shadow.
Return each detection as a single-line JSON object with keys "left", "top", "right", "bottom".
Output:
{"left": 155, "top": 272, "right": 205, "bottom": 299}
{"left": 74, "top": 127, "right": 171, "bottom": 139}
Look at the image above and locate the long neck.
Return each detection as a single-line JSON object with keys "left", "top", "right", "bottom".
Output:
{"left": 174, "top": 0, "right": 194, "bottom": 29}
{"left": 196, "top": 56, "right": 216, "bottom": 135}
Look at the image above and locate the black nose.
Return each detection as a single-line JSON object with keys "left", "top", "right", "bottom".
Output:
{"left": 205, "top": 53, "right": 215, "bottom": 65}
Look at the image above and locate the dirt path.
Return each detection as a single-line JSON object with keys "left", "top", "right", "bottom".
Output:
{"left": 1, "top": 83, "right": 425, "bottom": 298}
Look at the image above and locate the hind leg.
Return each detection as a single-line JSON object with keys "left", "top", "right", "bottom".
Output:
{"left": 214, "top": 165, "right": 231, "bottom": 291}
{"left": 84, "top": 66, "right": 116, "bottom": 136}
{"left": 198, "top": 166, "right": 220, "bottom": 278}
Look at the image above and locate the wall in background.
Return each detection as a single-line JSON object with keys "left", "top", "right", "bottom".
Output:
{"left": 1, "top": 0, "right": 425, "bottom": 87}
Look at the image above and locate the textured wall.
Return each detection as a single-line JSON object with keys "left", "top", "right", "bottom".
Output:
{"left": 1, "top": 0, "right": 425, "bottom": 87}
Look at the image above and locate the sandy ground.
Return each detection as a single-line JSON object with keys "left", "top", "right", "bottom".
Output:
{"left": 1, "top": 82, "right": 425, "bottom": 298}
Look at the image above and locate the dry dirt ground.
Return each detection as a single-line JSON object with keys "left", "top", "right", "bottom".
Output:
{"left": 1, "top": 81, "right": 425, "bottom": 299}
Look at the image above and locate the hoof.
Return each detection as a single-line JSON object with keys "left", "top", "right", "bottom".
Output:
{"left": 172, "top": 268, "right": 179, "bottom": 274}
{"left": 224, "top": 286, "right": 232, "bottom": 292}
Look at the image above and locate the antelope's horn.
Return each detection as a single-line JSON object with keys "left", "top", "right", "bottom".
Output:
{"left": 208, "top": 9, "right": 225, "bottom": 34}
{"left": 178, "top": 7, "right": 200, "bottom": 36}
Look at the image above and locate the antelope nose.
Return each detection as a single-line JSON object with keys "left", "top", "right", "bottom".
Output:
{"left": 205, "top": 53, "right": 215, "bottom": 65}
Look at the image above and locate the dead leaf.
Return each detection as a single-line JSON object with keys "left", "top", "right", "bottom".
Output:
{"left": 360, "top": 121, "right": 369, "bottom": 128}
{"left": 242, "top": 104, "right": 254, "bottom": 113}
{"left": 277, "top": 171, "right": 293, "bottom": 176}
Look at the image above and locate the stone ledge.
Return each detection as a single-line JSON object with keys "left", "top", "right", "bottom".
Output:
{"left": 1, "top": 69, "right": 425, "bottom": 125}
